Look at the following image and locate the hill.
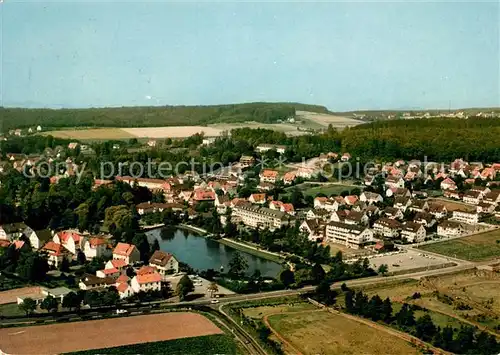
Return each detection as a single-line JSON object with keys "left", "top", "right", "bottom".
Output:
{"left": 0, "top": 102, "right": 330, "bottom": 131}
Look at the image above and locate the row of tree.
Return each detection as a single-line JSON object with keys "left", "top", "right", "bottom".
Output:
{"left": 343, "top": 288, "right": 500, "bottom": 355}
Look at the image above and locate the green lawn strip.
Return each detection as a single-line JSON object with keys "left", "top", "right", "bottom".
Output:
{"left": 68, "top": 334, "right": 238, "bottom": 355}
{"left": 217, "top": 238, "right": 284, "bottom": 264}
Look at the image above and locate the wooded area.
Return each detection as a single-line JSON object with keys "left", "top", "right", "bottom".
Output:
{"left": 0, "top": 102, "right": 330, "bottom": 130}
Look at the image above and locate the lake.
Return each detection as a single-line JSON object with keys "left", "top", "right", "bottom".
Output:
{"left": 146, "top": 228, "right": 283, "bottom": 278}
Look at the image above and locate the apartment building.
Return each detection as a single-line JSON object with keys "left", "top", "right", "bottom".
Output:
{"left": 325, "top": 221, "right": 374, "bottom": 249}
{"left": 232, "top": 202, "right": 291, "bottom": 230}
{"left": 400, "top": 222, "right": 426, "bottom": 243}
{"left": 451, "top": 210, "right": 479, "bottom": 224}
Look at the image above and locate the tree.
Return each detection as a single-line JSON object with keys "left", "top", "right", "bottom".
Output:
{"left": 62, "top": 292, "right": 81, "bottom": 311}
{"left": 103, "top": 287, "right": 120, "bottom": 307}
{"left": 207, "top": 282, "right": 219, "bottom": 298}
{"left": 132, "top": 233, "right": 151, "bottom": 263}
{"left": 150, "top": 239, "right": 160, "bottom": 255}
{"left": 395, "top": 303, "right": 415, "bottom": 328}
{"left": 77, "top": 250, "right": 86, "bottom": 265}
{"left": 415, "top": 314, "right": 436, "bottom": 341}
{"left": 59, "top": 257, "right": 70, "bottom": 272}
{"left": 228, "top": 252, "right": 248, "bottom": 277}
{"left": 176, "top": 275, "right": 194, "bottom": 301}
{"left": 16, "top": 251, "right": 49, "bottom": 282}
{"left": 40, "top": 295, "right": 58, "bottom": 313}
{"left": 381, "top": 297, "right": 393, "bottom": 323}
{"left": 84, "top": 290, "right": 102, "bottom": 308}
{"left": 377, "top": 264, "right": 389, "bottom": 276}
{"left": 311, "top": 263, "right": 326, "bottom": 284}
{"left": 279, "top": 269, "right": 295, "bottom": 288}
{"left": 19, "top": 298, "right": 37, "bottom": 316}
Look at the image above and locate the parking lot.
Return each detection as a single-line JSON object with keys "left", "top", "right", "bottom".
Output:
{"left": 369, "top": 249, "right": 450, "bottom": 273}
{"left": 165, "top": 274, "right": 235, "bottom": 299}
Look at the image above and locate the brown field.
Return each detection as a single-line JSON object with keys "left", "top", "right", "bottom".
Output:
{"left": 0, "top": 312, "right": 222, "bottom": 354}
{"left": 123, "top": 126, "right": 224, "bottom": 138}
{"left": 429, "top": 198, "right": 476, "bottom": 212}
{"left": 267, "top": 310, "right": 419, "bottom": 355}
{"left": 0, "top": 287, "right": 42, "bottom": 305}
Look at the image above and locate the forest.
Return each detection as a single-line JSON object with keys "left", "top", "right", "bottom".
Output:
{"left": 0, "top": 102, "right": 329, "bottom": 130}
{"left": 334, "top": 117, "right": 500, "bottom": 162}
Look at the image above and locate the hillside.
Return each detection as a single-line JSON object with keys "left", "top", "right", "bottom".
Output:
{"left": 0, "top": 102, "right": 330, "bottom": 131}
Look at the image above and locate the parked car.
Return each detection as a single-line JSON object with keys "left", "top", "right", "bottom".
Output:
{"left": 116, "top": 309, "right": 128, "bottom": 314}
{"left": 210, "top": 299, "right": 219, "bottom": 304}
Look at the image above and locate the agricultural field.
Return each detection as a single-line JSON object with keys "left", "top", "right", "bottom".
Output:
{"left": 418, "top": 229, "right": 500, "bottom": 261}
{"left": 41, "top": 128, "right": 136, "bottom": 140}
{"left": 0, "top": 312, "right": 222, "bottom": 354}
{"left": 267, "top": 309, "right": 420, "bottom": 355}
{"left": 296, "top": 111, "right": 364, "bottom": 128}
{"left": 359, "top": 270, "right": 500, "bottom": 334}
{"left": 70, "top": 334, "right": 238, "bottom": 355}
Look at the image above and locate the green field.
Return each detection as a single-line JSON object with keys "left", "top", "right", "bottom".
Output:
{"left": 69, "top": 334, "right": 238, "bottom": 355}
{"left": 419, "top": 229, "right": 500, "bottom": 261}
{"left": 290, "top": 182, "right": 361, "bottom": 197}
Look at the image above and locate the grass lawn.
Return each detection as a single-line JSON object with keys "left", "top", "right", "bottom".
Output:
{"left": 0, "top": 303, "right": 25, "bottom": 317}
{"left": 217, "top": 238, "right": 284, "bottom": 264}
{"left": 68, "top": 334, "right": 239, "bottom": 355}
{"left": 391, "top": 302, "right": 465, "bottom": 329}
{"left": 418, "top": 229, "right": 500, "bottom": 261}
{"left": 267, "top": 310, "right": 419, "bottom": 355}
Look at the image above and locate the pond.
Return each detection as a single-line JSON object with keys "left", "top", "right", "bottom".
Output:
{"left": 146, "top": 227, "right": 283, "bottom": 278}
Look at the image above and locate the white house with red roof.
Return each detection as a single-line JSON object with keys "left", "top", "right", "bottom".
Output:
{"left": 105, "top": 259, "right": 128, "bottom": 272}
{"left": 115, "top": 275, "right": 133, "bottom": 299}
{"left": 193, "top": 189, "right": 216, "bottom": 203}
{"left": 53, "top": 230, "right": 84, "bottom": 255}
{"left": 440, "top": 178, "right": 457, "bottom": 191}
{"left": 82, "top": 237, "right": 112, "bottom": 260}
{"left": 259, "top": 169, "right": 279, "bottom": 183}
{"left": 131, "top": 268, "right": 162, "bottom": 293}
{"left": 283, "top": 171, "right": 297, "bottom": 185}
{"left": 249, "top": 193, "right": 266, "bottom": 205}
{"left": 112, "top": 242, "right": 140, "bottom": 265}
{"left": 149, "top": 250, "right": 179, "bottom": 275}
{"left": 42, "top": 241, "right": 71, "bottom": 267}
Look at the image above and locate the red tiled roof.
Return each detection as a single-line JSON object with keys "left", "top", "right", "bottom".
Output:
{"left": 116, "top": 282, "right": 129, "bottom": 293}
{"left": 137, "top": 265, "right": 157, "bottom": 275}
{"left": 249, "top": 193, "right": 266, "bottom": 203}
{"left": 42, "top": 241, "right": 64, "bottom": 256}
{"left": 110, "top": 259, "right": 128, "bottom": 269}
{"left": 116, "top": 274, "right": 129, "bottom": 283}
{"left": 89, "top": 237, "right": 108, "bottom": 248}
{"left": 99, "top": 268, "right": 119, "bottom": 275}
{"left": 0, "top": 240, "right": 10, "bottom": 248}
{"left": 136, "top": 272, "right": 162, "bottom": 284}
{"left": 58, "top": 231, "right": 82, "bottom": 244}
{"left": 193, "top": 189, "right": 216, "bottom": 201}
{"left": 113, "top": 242, "right": 136, "bottom": 256}
{"left": 260, "top": 169, "right": 278, "bottom": 178}
{"left": 13, "top": 240, "right": 25, "bottom": 250}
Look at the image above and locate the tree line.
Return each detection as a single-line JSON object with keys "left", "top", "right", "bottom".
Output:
{"left": 342, "top": 287, "right": 500, "bottom": 355}
{"left": 0, "top": 102, "right": 329, "bottom": 130}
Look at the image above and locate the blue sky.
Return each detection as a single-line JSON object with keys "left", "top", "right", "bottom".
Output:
{"left": 1, "top": 1, "right": 499, "bottom": 111}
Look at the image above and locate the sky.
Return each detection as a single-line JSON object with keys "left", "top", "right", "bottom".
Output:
{"left": 1, "top": 0, "right": 499, "bottom": 111}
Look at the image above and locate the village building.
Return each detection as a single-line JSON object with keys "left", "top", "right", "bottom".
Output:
{"left": 325, "top": 221, "right": 374, "bottom": 249}
{"left": 373, "top": 218, "right": 401, "bottom": 238}
{"left": 259, "top": 169, "right": 280, "bottom": 183}
{"left": 400, "top": 222, "right": 426, "bottom": 243}
{"left": 451, "top": 210, "right": 479, "bottom": 224}
{"left": 82, "top": 237, "right": 112, "bottom": 260}
{"left": 149, "top": 250, "right": 179, "bottom": 275}
{"left": 112, "top": 242, "right": 141, "bottom": 265}
{"left": 437, "top": 220, "right": 464, "bottom": 237}
{"left": 232, "top": 202, "right": 291, "bottom": 231}
{"left": 300, "top": 219, "right": 325, "bottom": 242}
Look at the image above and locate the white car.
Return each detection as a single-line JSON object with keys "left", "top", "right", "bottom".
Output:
{"left": 116, "top": 309, "right": 128, "bottom": 314}
{"left": 210, "top": 299, "right": 219, "bottom": 304}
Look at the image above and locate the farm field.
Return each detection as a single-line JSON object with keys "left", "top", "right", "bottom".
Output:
{"left": 41, "top": 128, "right": 136, "bottom": 140}
{"left": 296, "top": 111, "right": 364, "bottom": 128}
{"left": 418, "top": 229, "right": 500, "bottom": 261}
{"left": 0, "top": 312, "right": 222, "bottom": 354}
{"left": 267, "top": 309, "right": 420, "bottom": 355}
{"left": 70, "top": 334, "right": 238, "bottom": 355}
